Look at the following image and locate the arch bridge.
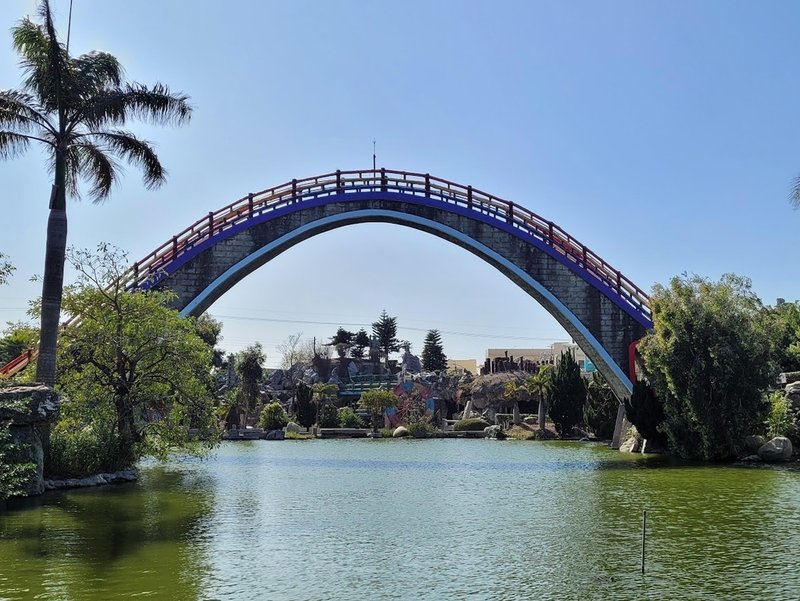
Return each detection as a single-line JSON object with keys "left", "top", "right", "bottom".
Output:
{"left": 125, "top": 168, "right": 651, "bottom": 401}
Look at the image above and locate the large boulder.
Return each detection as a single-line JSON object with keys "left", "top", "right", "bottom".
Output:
{"left": 758, "top": 437, "right": 793, "bottom": 462}
{"left": 392, "top": 426, "right": 409, "bottom": 438}
{"left": 619, "top": 435, "right": 641, "bottom": 453}
{"left": 744, "top": 435, "right": 766, "bottom": 453}
{"left": 285, "top": 422, "right": 302, "bottom": 434}
{"left": 0, "top": 384, "right": 60, "bottom": 496}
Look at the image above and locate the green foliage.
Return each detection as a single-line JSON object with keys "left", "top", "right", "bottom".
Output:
{"left": 407, "top": 421, "right": 435, "bottom": 437}
{"left": 55, "top": 245, "right": 217, "bottom": 467}
{"left": 194, "top": 313, "right": 224, "bottom": 368}
{"left": 319, "top": 403, "right": 340, "bottom": 428}
{"left": 372, "top": 310, "right": 399, "bottom": 368}
{"left": 583, "top": 371, "right": 618, "bottom": 440}
{"left": 760, "top": 301, "right": 800, "bottom": 373}
{"left": 0, "top": 253, "right": 13, "bottom": 287}
{"left": 258, "top": 402, "right": 289, "bottom": 431}
{"left": 421, "top": 329, "right": 448, "bottom": 372}
{"left": 0, "top": 322, "right": 38, "bottom": 366}
{"left": 548, "top": 352, "right": 586, "bottom": 437}
{"left": 453, "top": 417, "right": 490, "bottom": 431}
{"left": 351, "top": 329, "right": 370, "bottom": 360}
{"left": 337, "top": 406, "right": 364, "bottom": 428}
{"left": 359, "top": 388, "right": 396, "bottom": 432}
{"left": 236, "top": 343, "right": 265, "bottom": 419}
{"left": 765, "top": 391, "right": 793, "bottom": 439}
{"left": 640, "top": 274, "right": 775, "bottom": 460}
{"left": 294, "top": 381, "right": 316, "bottom": 428}
{"left": 330, "top": 327, "right": 354, "bottom": 359}
{"left": 0, "top": 402, "right": 36, "bottom": 500}
{"left": 624, "top": 380, "right": 667, "bottom": 446}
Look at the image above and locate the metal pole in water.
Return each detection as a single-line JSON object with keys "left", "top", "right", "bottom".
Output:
{"left": 641, "top": 509, "right": 647, "bottom": 573}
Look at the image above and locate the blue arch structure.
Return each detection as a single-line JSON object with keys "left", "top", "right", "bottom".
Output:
{"left": 131, "top": 169, "right": 652, "bottom": 400}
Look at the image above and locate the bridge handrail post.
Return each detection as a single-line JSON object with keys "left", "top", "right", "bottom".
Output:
{"left": 248, "top": 193, "right": 254, "bottom": 217}
{"left": 425, "top": 174, "right": 431, "bottom": 197}
{"left": 133, "top": 262, "right": 139, "bottom": 285}
{"left": 381, "top": 167, "right": 387, "bottom": 192}
{"left": 467, "top": 185, "right": 473, "bottom": 210}
{"left": 336, "top": 169, "right": 342, "bottom": 193}
{"left": 292, "top": 178, "right": 297, "bottom": 203}
{"left": 508, "top": 201, "right": 514, "bottom": 224}
{"left": 208, "top": 212, "right": 214, "bottom": 236}
{"left": 172, "top": 236, "right": 178, "bottom": 258}
{"left": 548, "top": 221, "right": 554, "bottom": 245}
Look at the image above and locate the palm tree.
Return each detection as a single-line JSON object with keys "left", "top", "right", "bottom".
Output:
{"left": 0, "top": 0, "right": 191, "bottom": 385}
{"left": 526, "top": 365, "right": 553, "bottom": 432}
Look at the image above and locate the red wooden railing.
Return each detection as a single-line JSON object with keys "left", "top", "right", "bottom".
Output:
{"left": 0, "top": 168, "right": 651, "bottom": 380}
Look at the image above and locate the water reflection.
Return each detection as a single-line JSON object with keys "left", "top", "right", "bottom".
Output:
{"left": 0, "top": 467, "right": 215, "bottom": 601}
{"left": 2, "top": 440, "right": 799, "bottom": 601}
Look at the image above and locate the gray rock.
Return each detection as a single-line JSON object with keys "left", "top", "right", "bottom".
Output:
{"left": 401, "top": 352, "right": 422, "bottom": 374}
{"left": 285, "top": 422, "right": 302, "bottom": 434}
{"left": 484, "top": 425, "right": 506, "bottom": 440}
{"left": 619, "top": 435, "right": 641, "bottom": 453}
{"left": 265, "top": 430, "right": 285, "bottom": 440}
{"left": 758, "top": 437, "right": 793, "bottom": 462}
{"left": 744, "top": 435, "right": 766, "bottom": 453}
{"left": 393, "top": 426, "right": 409, "bottom": 438}
{"left": 741, "top": 455, "right": 763, "bottom": 463}
{"left": 1, "top": 384, "right": 60, "bottom": 497}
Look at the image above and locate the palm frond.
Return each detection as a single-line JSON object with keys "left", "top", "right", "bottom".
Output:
{"left": 0, "top": 131, "right": 31, "bottom": 159}
{"left": 72, "top": 51, "right": 122, "bottom": 91}
{"left": 84, "top": 130, "right": 165, "bottom": 191}
{"left": 82, "top": 83, "right": 192, "bottom": 128}
{"left": 71, "top": 142, "right": 119, "bottom": 201}
{"left": 0, "top": 89, "right": 56, "bottom": 134}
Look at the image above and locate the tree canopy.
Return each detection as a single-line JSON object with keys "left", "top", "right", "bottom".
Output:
{"left": 0, "top": 0, "right": 192, "bottom": 385}
{"left": 55, "top": 245, "right": 215, "bottom": 468}
{"left": 422, "top": 329, "right": 448, "bottom": 372}
{"left": 372, "top": 310, "right": 399, "bottom": 369}
{"left": 548, "top": 352, "right": 586, "bottom": 437}
{"left": 639, "top": 273, "right": 775, "bottom": 460}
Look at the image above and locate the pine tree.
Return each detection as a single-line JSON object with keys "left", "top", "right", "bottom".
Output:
{"left": 548, "top": 351, "right": 586, "bottom": 437}
{"left": 421, "top": 330, "right": 448, "bottom": 372}
{"left": 372, "top": 310, "right": 399, "bottom": 369}
{"left": 351, "top": 329, "right": 370, "bottom": 360}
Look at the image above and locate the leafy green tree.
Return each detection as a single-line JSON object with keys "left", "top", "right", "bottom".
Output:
{"left": 0, "top": 322, "right": 39, "bottom": 366}
{"left": 623, "top": 379, "right": 667, "bottom": 447}
{"left": 359, "top": 388, "right": 396, "bottom": 433}
{"left": 760, "top": 301, "right": 800, "bottom": 373}
{"left": 0, "top": 253, "right": 13, "bottom": 286}
{"left": 548, "top": 352, "right": 586, "bottom": 437}
{"left": 421, "top": 329, "right": 448, "bottom": 372}
{"left": 235, "top": 343, "right": 265, "bottom": 427}
{"left": 337, "top": 406, "right": 364, "bottom": 428}
{"left": 583, "top": 371, "right": 618, "bottom": 440}
{"left": 0, "top": 0, "right": 192, "bottom": 386}
{"left": 55, "top": 245, "right": 215, "bottom": 468}
{"left": 194, "top": 314, "right": 224, "bottom": 368}
{"left": 639, "top": 274, "right": 775, "bottom": 460}
{"left": 351, "top": 328, "right": 370, "bottom": 360}
{"left": 330, "top": 327, "right": 354, "bottom": 359}
{"left": 372, "top": 310, "right": 399, "bottom": 369}
{"left": 258, "top": 401, "right": 288, "bottom": 431}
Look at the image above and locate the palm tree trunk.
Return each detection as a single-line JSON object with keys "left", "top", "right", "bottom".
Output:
{"left": 36, "top": 153, "right": 67, "bottom": 387}
{"left": 538, "top": 394, "right": 546, "bottom": 431}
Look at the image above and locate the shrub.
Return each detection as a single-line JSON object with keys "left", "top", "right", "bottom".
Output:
{"left": 294, "top": 381, "right": 316, "bottom": 428}
{"left": 319, "top": 403, "right": 340, "bottom": 428}
{"left": 624, "top": 380, "right": 667, "bottom": 446}
{"left": 338, "top": 406, "right": 364, "bottom": 428}
{"left": 583, "top": 371, "right": 618, "bottom": 440}
{"left": 765, "top": 391, "right": 793, "bottom": 439}
{"left": 454, "top": 417, "right": 490, "bottom": 431}
{"left": 0, "top": 420, "right": 36, "bottom": 500}
{"left": 258, "top": 402, "right": 289, "bottom": 431}
{"left": 46, "top": 417, "right": 128, "bottom": 478}
{"left": 407, "top": 421, "right": 435, "bottom": 437}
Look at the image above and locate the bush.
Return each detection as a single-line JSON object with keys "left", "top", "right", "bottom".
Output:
{"left": 294, "top": 382, "right": 316, "bottom": 428}
{"left": 319, "top": 403, "right": 340, "bottom": 428}
{"left": 407, "top": 421, "right": 435, "bottom": 437}
{"left": 258, "top": 402, "right": 288, "bottom": 431}
{"left": 0, "top": 420, "right": 36, "bottom": 500}
{"left": 765, "top": 391, "right": 793, "bottom": 439}
{"left": 454, "top": 417, "right": 490, "bottom": 431}
{"left": 337, "top": 406, "right": 364, "bottom": 428}
{"left": 583, "top": 371, "right": 618, "bottom": 440}
{"left": 46, "top": 417, "right": 129, "bottom": 478}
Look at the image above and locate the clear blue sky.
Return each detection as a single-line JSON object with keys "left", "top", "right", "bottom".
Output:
{"left": 1, "top": 0, "right": 799, "bottom": 368}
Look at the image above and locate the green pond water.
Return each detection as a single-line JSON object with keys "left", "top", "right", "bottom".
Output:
{"left": 1, "top": 439, "right": 799, "bottom": 601}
